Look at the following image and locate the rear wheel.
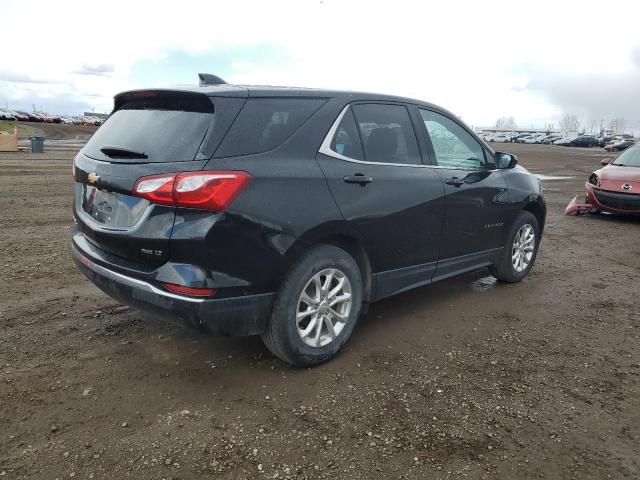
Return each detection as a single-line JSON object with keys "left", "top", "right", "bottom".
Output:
{"left": 490, "top": 211, "right": 540, "bottom": 283}
{"left": 261, "top": 245, "right": 363, "bottom": 367}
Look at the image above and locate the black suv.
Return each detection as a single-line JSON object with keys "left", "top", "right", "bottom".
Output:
{"left": 567, "top": 135, "right": 598, "bottom": 147}
{"left": 72, "top": 75, "right": 545, "bottom": 366}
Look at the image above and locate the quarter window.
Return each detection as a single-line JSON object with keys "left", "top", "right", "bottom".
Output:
{"left": 419, "top": 109, "right": 486, "bottom": 169}
{"left": 330, "top": 109, "right": 364, "bottom": 160}
{"left": 352, "top": 104, "right": 421, "bottom": 165}
{"left": 215, "top": 98, "right": 325, "bottom": 157}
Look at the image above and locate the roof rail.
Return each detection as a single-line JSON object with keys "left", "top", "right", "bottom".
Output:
{"left": 198, "top": 73, "right": 227, "bottom": 86}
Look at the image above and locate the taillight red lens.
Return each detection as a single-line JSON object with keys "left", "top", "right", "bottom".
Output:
{"left": 162, "top": 282, "right": 216, "bottom": 297}
{"left": 132, "top": 171, "right": 251, "bottom": 211}
{"left": 174, "top": 171, "right": 251, "bottom": 210}
{"left": 133, "top": 174, "right": 175, "bottom": 205}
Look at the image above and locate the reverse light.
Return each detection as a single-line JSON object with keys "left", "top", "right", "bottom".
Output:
{"left": 132, "top": 171, "right": 251, "bottom": 211}
{"left": 162, "top": 282, "right": 216, "bottom": 297}
{"left": 133, "top": 174, "right": 175, "bottom": 205}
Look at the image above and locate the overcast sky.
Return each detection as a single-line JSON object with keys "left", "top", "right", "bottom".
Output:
{"left": 2, "top": 0, "right": 639, "bottom": 132}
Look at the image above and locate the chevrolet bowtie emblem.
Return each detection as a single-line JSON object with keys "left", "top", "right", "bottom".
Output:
{"left": 87, "top": 173, "right": 100, "bottom": 184}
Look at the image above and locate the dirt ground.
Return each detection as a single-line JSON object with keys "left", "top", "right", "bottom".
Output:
{"left": 1, "top": 127, "right": 638, "bottom": 479}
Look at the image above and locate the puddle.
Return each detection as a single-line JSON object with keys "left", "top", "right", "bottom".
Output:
{"left": 535, "top": 174, "right": 574, "bottom": 181}
{"left": 470, "top": 275, "right": 497, "bottom": 292}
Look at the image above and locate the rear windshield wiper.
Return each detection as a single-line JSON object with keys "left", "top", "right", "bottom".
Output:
{"left": 100, "top": 146, "right": 148, "bottom": 159}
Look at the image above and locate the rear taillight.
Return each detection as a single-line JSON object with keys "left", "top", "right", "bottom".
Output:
{"left": 162, "top": 282, "right": 216, "bottom": 297}
{"left": 132, "top": 171, "right": 251, "bottom": 211}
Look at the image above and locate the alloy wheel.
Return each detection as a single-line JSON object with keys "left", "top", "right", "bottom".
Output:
{"left": 512, "top": 224, "right": 535, "bottom": 273}
{"left": 296, "top": 268, "right": 352, "bottom": 348}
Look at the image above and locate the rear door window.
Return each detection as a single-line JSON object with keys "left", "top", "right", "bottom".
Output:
{"left": 215, "top": 98, "right": 325, "bottom": 157}
{"left": 352, "top": 104, "right": 421, "bottom": 165}
{"left": 83, "top": 91, "right": 215, "bottom": 163}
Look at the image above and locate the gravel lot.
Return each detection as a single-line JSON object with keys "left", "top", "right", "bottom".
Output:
{"left": 1, "top": 125, "right": 639, "bottom": 479}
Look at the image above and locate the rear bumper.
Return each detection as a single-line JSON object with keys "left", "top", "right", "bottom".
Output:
{"left": 71, "top": 243, "right": 274, "bottom": 336}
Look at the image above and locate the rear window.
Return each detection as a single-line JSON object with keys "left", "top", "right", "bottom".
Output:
{"left": 83, "top": 91, "right": 215, "bottom": 163}
{"left": 214, "top": 98, "right": 325, "bottom": 157}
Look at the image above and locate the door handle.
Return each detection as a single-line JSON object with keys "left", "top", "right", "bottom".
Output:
{"left": 445, "top": 177, "right": 465, "bottom": 187}
{"left": 343, "top": 173, "right": 373, "bottom": 186}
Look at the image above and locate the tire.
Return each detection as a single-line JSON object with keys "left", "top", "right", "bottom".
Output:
{"left": 261, "top": 244, "right": 363, "bottom": 367}
{"left": 490, "top": 211, "right": 540, "bottom": 283}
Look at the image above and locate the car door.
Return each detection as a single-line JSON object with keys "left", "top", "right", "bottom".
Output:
{"left": 316, "top": 102, "right": 445, "bottom": 299}
{"left": 414, "top": 107, "right": 510, "bottom": 278}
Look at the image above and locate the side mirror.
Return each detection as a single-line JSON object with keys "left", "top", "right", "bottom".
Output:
{"left": 496, "top": 152, "right": 518, "bottom": 169}
{"left": 600, "top": 158, "right": 612, "bottom": 166}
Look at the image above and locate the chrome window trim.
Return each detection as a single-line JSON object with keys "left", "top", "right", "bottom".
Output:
{"left": 318, "top": 105, "right": 497, "bottom": 172}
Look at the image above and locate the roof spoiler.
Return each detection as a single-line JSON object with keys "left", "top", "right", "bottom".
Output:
{"left": 198, "top": 73, "right": 227, "bottom": 86}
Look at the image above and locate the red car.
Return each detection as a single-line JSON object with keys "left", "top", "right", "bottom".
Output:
{"left": 566, "top": 145, "right": 640, "bottom": 215}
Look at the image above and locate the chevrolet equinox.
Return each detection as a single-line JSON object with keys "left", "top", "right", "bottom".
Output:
{"left": 72, "top": 74, "right": 545, "bottom": 366}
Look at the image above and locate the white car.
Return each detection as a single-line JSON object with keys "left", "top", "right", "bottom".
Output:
{"left": 524, "top": 135, "right": 545, "bottom": 144}
{"left": 491, "top": 133, "right": 511, "bottom": 143}
{"left": 0, "top": 110, "right": 16, "bottom": 120}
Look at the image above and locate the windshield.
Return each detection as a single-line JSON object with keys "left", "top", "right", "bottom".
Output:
{"left": 612, "top": 146, "right": 640, "bottom": 167}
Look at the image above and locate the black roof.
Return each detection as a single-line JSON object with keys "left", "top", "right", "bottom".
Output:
{"left": 115, "top": 83, "right": 445, "bottom": 112}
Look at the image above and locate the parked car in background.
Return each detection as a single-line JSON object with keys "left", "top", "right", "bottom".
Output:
{"left": 27, "top": 112, "right": 41, "bottom": 122}
{"left": 539, "top": 135, "right": 555, "bottom": 144}
{"left": 598, "top": 135, "right": 613, "bottom": 147}
{"left": 604, "top": 138, "right": 636, "bottom": 152}
{"left": 10, "top": 111, "right": 29, "bottom": 121}
{"left": 489, "top": 133, "right": 510, "bottom": 143}
{"left": 72, "top": 79, "right": 546, "bottom": 366}
{"left": 12, "top": 111, "right": 30, "bottom": 121}
{"left": 542, "top": 135, "right": 562, "bottom": 144}
{"left": 524, "top": 134, "right": 546, "bottom": 144}
{"left": 0, "top": 110, "right": 16, "bottom": 120}
{"left": 560, "top": 135, "right": 598, "bottom": 147}
{"left": 518, "top": 135, "right": 536, "bottom": 143}
{"left": 87, "top": 116, "right": 104, "bottom": 126}
{"left": 80, "top": 116, "right": 99, "bottom": 126}
{"left": 510, "top": 133, "right": 529, "bottom": 143}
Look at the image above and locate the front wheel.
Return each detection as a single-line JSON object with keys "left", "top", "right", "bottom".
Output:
{"left": 490, "top": 211, "right": 540, "bottom": 283}
{"left": 261, "top": 245, "right": 363, "bottom": 367}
